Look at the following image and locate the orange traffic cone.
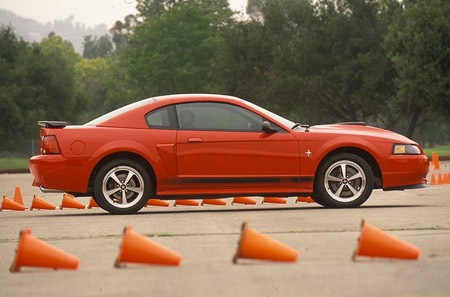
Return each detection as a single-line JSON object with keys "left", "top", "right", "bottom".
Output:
{"left": 437, "top": 173, "right": 444, "bottom": 185}
{"left": 232, "top": 196, "right": 257, "bottom": 205}
{"left": 30, "top": 195, "right": 56, "bottom": 210}
{"left": 296, "top": 196, "right": 315, "bottom": 203}
{"left": 87, "top": 197, "right": 99, "bottom": 209}
{"left": 173, "top": 199, "right": 199, "bottom": 207}
{"left": 233, "top": 222, "right": 298, "bottom": 263}
{"left": 14, "top": 186, "right": 25, "bottom": 206}
{"left": 1, "top": 196, "right": 26, "bottom": 211}
{"left": 445, "top": 173, "right": 450, "bottom": 184}
{"left": 434, "top": 155, "right": 441, "bottom": 170}
{"left": 353, "top": 219, "right": 420, "bottom": 260}
{"left": 262, "top": 197, "right": 287, "bottom": 204}
{"left": 10, "top": 229, "right": 80, "bottom": 272}
{"left": 145, "top": 199, "right": 170, "bottom": 207}
{"left": 115, "top": 225, "right": 182, "bottom": 267}
{"left": 201, "top": 199, "right": 227, "bottom": 206}
{"left": 429, "top": 173, "right": 436, "bottom": 185}
{"left": 60, "top": 194, "right": 85, "bottom": 210}
{"left": 431, "top": 151, "right": 436, "bottom": 166}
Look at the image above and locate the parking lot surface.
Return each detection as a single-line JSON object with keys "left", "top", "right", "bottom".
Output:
{"left": 1, "top": 164, "right": 449, "bottom": 297}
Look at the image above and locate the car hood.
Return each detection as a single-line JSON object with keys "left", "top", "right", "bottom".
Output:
{"left": 301, "top": 124, "right": 417, "bottom": 144}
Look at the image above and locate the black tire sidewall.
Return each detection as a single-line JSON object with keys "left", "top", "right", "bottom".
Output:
{"left": 94, "top": 159, "right": 151, "bottom": 214}
{"left": 315, "top": 153, "right": 374, "bottom": 208}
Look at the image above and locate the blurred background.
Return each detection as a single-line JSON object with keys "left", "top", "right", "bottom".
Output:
{"left": 0, "top": 0, "right": 449, "bottom": 169}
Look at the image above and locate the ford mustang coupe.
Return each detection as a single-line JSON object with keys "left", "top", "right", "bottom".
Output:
{"left": 30, "top": 94, "right": 429, "bottom": 214}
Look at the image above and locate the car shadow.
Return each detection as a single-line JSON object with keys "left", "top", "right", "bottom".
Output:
{"left": 29, "top": 204, "right": 430, "bottom": 218}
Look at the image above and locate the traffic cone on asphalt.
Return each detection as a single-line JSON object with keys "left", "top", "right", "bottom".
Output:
{"left": 10, "top": 228, "right": 80, "bottom": 272}
{"left": 445, "top": 173, "right": 450, "bottom": 184}
{"left": 353, "top": 219, "right": 420, "bottom": 261}
{"left": 434, "top": 155, "right": 441, "bottom": 170}
{"left": 145, "top": 199, "right": 170, "bottom": 207}
{"left": 431, "top": 152, "right": 436, "bottom": 167}
{"left": 30, "top": 195, "right": 56, "bottom": 210}
{"left": 296, "top": 196, "right": 315, "bottom": 203}
{"left": 60, "top": 194, "right": 85, "bottom": 210}
{"left": 429, "top": 173, "right": 436, "bottom": 185}
{"left": 173, "top": 199, "right": 199, "bottom": 207}
{"left": 87, "top": 197, "right": 99, "bottom": 209}
{"left": 262, "top": 197, "right": 287, "bottom": 204}
{"left": 233, "top": 222, "right": 299, "bottom": 263}
{"left": 13, "top": 186, "right": 25, "bottom": 206}
{"left": 232, "top": 196, "right": 257, "bottom": 205}
{"left": 115, "top": 225, "right": 182, "bottom": 267}
{"left": 1, "top": 196, "right": 26, "bottom": 211}
{"left": 437, "top": 173, "right": 444, "bottom": 185}
{"left": 201, "top": 199, "right": 227, "bottom": 206}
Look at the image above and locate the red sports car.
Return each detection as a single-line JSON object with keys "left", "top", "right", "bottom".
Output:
{"left": 30, "top": 94, "right": 429, "bottom": 214}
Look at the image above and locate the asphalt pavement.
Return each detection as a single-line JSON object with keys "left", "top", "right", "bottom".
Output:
{"left": 0, "top": 162, "right": 449, "bottom": 297}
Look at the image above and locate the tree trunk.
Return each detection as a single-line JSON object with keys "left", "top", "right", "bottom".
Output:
{"left": 406, "top": 108, "right": 422, "bottom": 139}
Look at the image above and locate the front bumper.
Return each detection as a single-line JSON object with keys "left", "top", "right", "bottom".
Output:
{"left": 30, "top": 155, "right": 98, "bottom": 193}
{"left": 380, "top": 154, "right": 429, "bottom": 189}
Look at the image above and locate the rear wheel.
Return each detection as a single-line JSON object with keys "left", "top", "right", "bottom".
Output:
{"left": 314, "top": 153, "right": 374, "bottom": 208}
{"left": 94, "top": 159, "right": 151, "bottom": 214}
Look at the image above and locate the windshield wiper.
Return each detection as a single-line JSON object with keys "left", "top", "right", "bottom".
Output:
{"left": 291, "top": 123, "right": 301, "bottom": 129}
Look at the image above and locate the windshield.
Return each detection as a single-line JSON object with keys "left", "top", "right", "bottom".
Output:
{"left": 242, "top": 100, "right": 295, "bottom": 128}
{"left": 85, "top": 98, "right": 156, "bottom": 126}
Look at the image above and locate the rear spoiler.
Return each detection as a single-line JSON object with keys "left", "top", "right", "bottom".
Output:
{"left": 38, "top": 121, "right": 70, "bottom": 128}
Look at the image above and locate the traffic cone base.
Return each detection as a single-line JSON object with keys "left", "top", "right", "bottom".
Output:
{"left": 296, "top": 196, "right": 315, "bottom": 203}
{"left": 262, "top": 197, "right": 287, "bottom": 204}
{"left": 146, "top": 199, "right": 170, "bottom": 207}
{"left": 10, "top": 229, "right": 80, "bottom": 272}
{"left": 1, "top": 196, "right": 26, "bottom": 211}
{"left": 232, "top": 196, "right": 257, "bottom": 205}
{"left": 115, "top": 225, "right": 182, "bottom": 267}
{"left": 30, "top": 195, "right": 56, "bottom": 210}
{"left": 60, "top": 194, "right": 85, "bottom": 209}
{"left": 14, "top": 186, "right": 25, "bottom": 206}
{"left": 201, "top": 199, "right": 227, "bottom": 206}
{"left": 233, "top": 222, "right": 299, "bottom": 263}
{"left": 174, "top": 199, "right": 199, "bottom": 207}
{"left": 87, "top": 197, "right": 99, "bottom": 209}
{"left": 353, "top": 219, "right": 420, "bottom": 261}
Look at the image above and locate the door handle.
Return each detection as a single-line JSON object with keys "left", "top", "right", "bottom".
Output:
{"left": 187, "top": 137, "right": 203, "bottom": 143}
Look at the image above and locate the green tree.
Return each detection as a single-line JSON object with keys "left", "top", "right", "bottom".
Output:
{"left": 122, "top": 0, "right": 232, "bottom": 98}
{"left": 385, "top": 0, "right": 450, "bottom": 138}
{"left": 82, "top": 35, "right": 113, "bottom": 59}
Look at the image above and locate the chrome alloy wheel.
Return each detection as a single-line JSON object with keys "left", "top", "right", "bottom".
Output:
{"left": 102, "top": 166, "right": 145, "bottom": 208}
{"left": 324, "top": 160, "right": 366, "bottom": 203}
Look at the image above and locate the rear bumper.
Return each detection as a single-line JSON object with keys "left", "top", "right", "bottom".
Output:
{"left": 380, "top": 154, "right": 429, "bottom": 189}
{"left": 30, "top": 155, "right": 98, "bottom": 193}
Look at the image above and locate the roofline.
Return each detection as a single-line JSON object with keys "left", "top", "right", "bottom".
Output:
{"left": 152, "top": 94, "right": 243, "bottom": 102}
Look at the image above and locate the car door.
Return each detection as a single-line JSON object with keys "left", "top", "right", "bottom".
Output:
{"left": 175, "top": 102, "right": 300, "bottom": 192}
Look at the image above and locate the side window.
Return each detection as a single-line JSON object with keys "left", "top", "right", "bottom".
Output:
{"left": 176, "top": 102, "right": 264, "bottom": 131}
{"left": 145, "top": 106, "right": 172, "bottom": 129}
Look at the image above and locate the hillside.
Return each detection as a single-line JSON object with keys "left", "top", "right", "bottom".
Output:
{"left": 0, "top": 8, "right": 109, "bottom": 53}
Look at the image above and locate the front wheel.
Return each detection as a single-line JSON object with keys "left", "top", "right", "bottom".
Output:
{"left": 94, "top": 159, "right": 151, "bottom": 214}
{"left": 314, "top": 153, "right": 374, "bottom": 208}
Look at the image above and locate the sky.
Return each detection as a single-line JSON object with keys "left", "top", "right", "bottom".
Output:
{"left": 0, "top": 0, "right": 247, "bottom": 28}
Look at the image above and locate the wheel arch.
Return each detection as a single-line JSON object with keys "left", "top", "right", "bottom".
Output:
{"left": 314, "top": 147, "right": 383, "bottom": 189}
{"left": 88, "top": 151, "right": 157, "bottom": 196}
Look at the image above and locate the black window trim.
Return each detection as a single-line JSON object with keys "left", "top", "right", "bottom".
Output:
{"left": 144, "top": 105, "right": 178, "bottom": 130}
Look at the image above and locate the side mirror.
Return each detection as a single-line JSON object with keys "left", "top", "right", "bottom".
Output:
{"left": 262, "top": 121, "right": 278, "bottom": 133}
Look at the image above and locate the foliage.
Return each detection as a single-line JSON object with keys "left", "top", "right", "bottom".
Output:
{"left": 82, "top": 35, "right": 113, "bottom": 59}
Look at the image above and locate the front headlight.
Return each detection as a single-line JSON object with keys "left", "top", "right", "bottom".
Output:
{"left": 392, "top": 144, "right": 421, "bottom": 155}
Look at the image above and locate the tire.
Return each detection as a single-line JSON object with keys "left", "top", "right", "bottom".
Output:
{"left": 94, "top": 159, "right": 151, "bottom": 214}
{"left": 314, "top": 153, "right": 374, "bottom": 208}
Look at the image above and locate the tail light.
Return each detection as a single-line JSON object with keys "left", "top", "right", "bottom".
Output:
{"left": 40, "top": 135, "right": 61, "bottom": 154}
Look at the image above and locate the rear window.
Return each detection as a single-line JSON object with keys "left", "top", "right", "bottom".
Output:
{"left": 84, "top": 98, "right": 156, "bottom": 126}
